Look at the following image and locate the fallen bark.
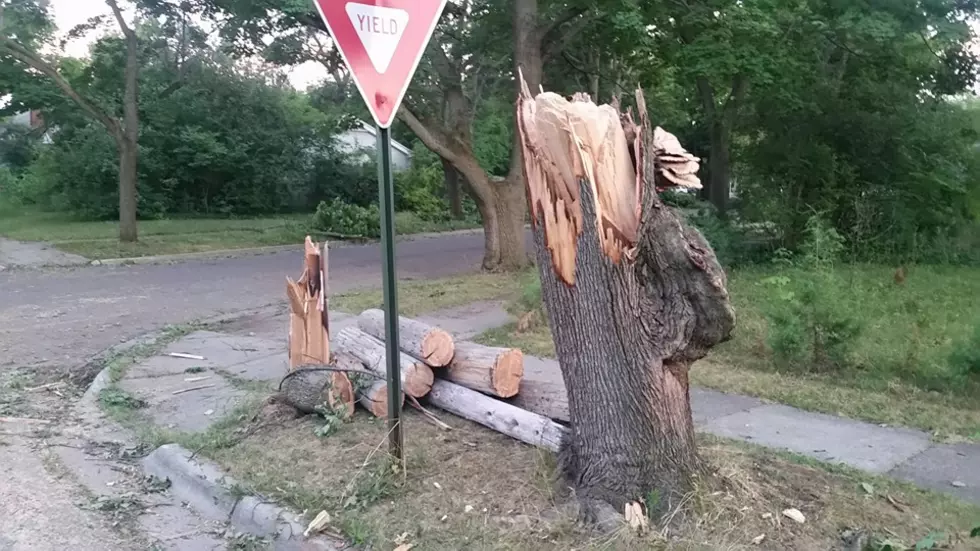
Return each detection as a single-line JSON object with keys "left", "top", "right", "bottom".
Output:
{"left": 333, "top": 327, "right": 434, "bottom": 398}
{"left": 427, "top": 379, "right": 566, "bottom": 452}
{"left": 444, "top": 342, "right": 523, "bottom": 398}
{"left": 357, "top": 309, "right": 455, "bottom": 367}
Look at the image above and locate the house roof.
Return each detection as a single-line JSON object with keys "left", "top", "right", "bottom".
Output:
{"left": 352, "top": 120, "right": 413, "bottom": 157}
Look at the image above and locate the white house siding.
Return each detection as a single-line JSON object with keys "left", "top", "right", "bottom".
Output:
{"left": 335, "top": 121, "right": 413, "bottom": 172}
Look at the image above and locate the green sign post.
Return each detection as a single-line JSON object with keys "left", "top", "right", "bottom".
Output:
{"left": 314, "top": 0, "right": 449, "bottom": 461}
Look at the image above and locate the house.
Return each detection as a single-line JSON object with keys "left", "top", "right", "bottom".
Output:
{"left": 335, "top": 120, "right": 413, "bottom": 171}
{"left": 3, "top": 110, "right": 53, "bottom": 144}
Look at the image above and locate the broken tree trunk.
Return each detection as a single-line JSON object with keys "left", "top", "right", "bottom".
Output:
{"left": 516, "top": 81, "right": 735, "bottom": 519}
{"left": 427, "top": 379, "right": 566, "bottom": 451}
{"left": 332, "top": 327, "right": 434, "bottom": 398}
{"left": 279, "top": 368, "right": 356, "bottom": 416}
{"left": 443, "top": 342, "right": 523, "bottom": 398}
{"left": 356, "top": 309, "right": 455, "bottom": 367}
{"left": 286, "top": 237, "right": 354, "bottom": 418}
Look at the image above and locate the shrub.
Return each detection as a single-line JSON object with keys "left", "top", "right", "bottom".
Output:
{"left": 759, "top": 215, "right": 863, "bottom": 371}
{"left": 312, "top": 198, "right": 380, "bottom": 238}
{"left": 949, "top": 321, "right": 980, "bottom": 377}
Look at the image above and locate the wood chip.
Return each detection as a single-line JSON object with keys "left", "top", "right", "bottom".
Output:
{"left": 168, "top": 353, "right": 205, "bottom": 360}
{"left": 393, "top": 544, "right": 414, "bottom": 551}
{"left": 624, "top": 501, "right": 648, "bottom": 533}
{"left": 885, "top": 494, "right": 907, "bottom": 513}
{"left": 304, "top": 510, "right": 332, "bottom": 537}
{"left": 752, "top": 534, "right": 766, "bottom": 545}
{"left": 172, "top": 384, "right": 215, "bottom": 395}
{"left": 781, "top": 508, "right": 805, "bottom": 524}
{"left": 183, "top": 376, "right": 210, "bottom": 383}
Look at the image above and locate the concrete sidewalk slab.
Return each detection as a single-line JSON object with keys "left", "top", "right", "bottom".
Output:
{"left": 691, "top": 388, "right": 765, "bottom": 424}
{"left": 415, "top": 301, "right": 513, "bottom": 340}
{"left": 889, "top": 443, "right": 980, "bottom": 504}
{"left": 702, "top": 403, "right": 934, "bottom": 473}
{"left": 120, "top": 372, "right": 247, "bottom": 432}
{"left": 128, "top": 330, "right": 282, "bottom": 379}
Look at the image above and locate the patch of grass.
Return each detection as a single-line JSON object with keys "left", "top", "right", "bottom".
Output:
{"left": 204, "top": 410, "right": 980, "bottom": 551}
{"left": 0, "top": 205, "right": 480, "bottom": 260}
{"left": 332, "top": 271, "right": 525, "bottom": 317}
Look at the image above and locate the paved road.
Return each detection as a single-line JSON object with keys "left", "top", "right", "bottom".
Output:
{"left": 0, "top": 232, "right": 490, "bottom": 378}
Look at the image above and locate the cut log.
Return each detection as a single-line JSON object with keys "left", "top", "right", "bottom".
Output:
{"left": 333, "top": 327, "right": 434, "bottom": 398}
{"left": 427, "top": 380, "right": 566, "bottom": 452}
{"left": 279, "top": 368, "right": 355, "bottom": 416}
{"left": 357, "top": 309, "right": 455, "bottom": 367}
{"left": 334, "top": 351, "right": 403, "bottom": 419}
{"left": 511, "top": 355, "right": 569, "bottom": 422}
{"left": 443, "top": 342, "right": 523, "bottom": 398}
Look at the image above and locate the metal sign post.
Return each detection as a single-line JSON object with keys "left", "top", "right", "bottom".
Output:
{"left": 376, "top": 126, "right": 402, "bottom": 457}
{"left": 314, "top": 0, "right": 448, "bottom": 462}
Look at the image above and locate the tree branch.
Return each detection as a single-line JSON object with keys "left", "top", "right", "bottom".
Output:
{"left": 397, "top": 107, "right": 460, "bottom": 164}
{"left": 695, "top": 76, "right": 716, "bottom": 120}
{"left": 0, "top": 39, "right": 121, "bottom": 139}
{"left": 722, "top": 74, "right": 747, "bottom": 123}
{"left": 105, "top": 0, "right": 135, "bottom": 39}
{"left": 542, "top": 9, "right": 597, "bottom": 62}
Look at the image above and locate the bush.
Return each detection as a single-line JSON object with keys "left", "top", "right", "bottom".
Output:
{"left": 949, "top": 321, "right": 980, "bottom": 377}
{"left": 759, "top": 216, "right": 863, "bottom": 371}
{"left": 312, "top": 198, "right": 380, "bottom": 238}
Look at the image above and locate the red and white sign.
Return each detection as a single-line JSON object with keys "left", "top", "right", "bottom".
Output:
{"left": 314, "top": 0, "right": 448, "bottom": 128}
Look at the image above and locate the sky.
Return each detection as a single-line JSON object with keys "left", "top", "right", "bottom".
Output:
{"left": 49, "top": 0, "right": 327, "bottom": 89}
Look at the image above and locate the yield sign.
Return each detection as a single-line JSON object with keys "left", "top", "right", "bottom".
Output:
{"left": 314, "top": 0, "right": 448, "bottom": 128}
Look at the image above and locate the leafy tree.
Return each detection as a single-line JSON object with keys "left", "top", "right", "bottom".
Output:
{"left": 2, "top": 0, "right": 142, "bottom": 240}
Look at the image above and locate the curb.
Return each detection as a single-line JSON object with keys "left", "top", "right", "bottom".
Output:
{"left": 142, "top": 445, "right": 342, "bottom": 550}
{"left": 89, "top": 227, "right": 486, "bottom": 267}
{"left": 80, "top": 303, "right": 346, "bottom": 549}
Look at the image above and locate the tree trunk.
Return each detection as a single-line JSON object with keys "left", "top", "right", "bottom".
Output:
{"left": 117, "top": 137, "right": 138, "bottom": 242}
{"left": 117, "top": 9, "right": 140, "bottom": 243}
{"left": 516, "top": 85, "right": 735, "bottom": 521}
{"left": 707, "top": 121, "right": 730, "bottom": 215}
{"left": 491, "top": 178, "right": 529, "bottom": 271}
{"left": 442, "top": 159, "right": 464, "bottom": 219}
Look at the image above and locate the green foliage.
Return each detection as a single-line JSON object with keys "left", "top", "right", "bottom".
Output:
{"left": 313, "top": 402, "right": 349, "bottom": 438}
{"left": 98, "top": 388, "right": 147, "bottom": 410}
{"left": 948, "top": 322, "right": 980, "bottom": 377}
{"left": 312, "top": 198, "right": 380, "bottom": 238}
{"left": 760, "top": 216, "right": 863, "bottom": 371}
{"left": 394, "top": 145, "right": 451, "bottom": 221}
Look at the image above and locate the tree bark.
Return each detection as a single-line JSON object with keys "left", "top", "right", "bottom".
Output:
{"left": 356, "top": 309, "right": 455, "bottom": 367}
{"left": 442, "top": 159, "right": 464, "bottom": 219}
{"left": 695, "top": 76, "right": 746, "bottom": 217}
{"left": 332, "top": 327, "right": 434, "bottom": 398}
{"left": 444, "top": 341, "right": 523, "bottom": 398}
{"left": 516, "top": 85, "right": 735, "bottom": 521}
{"left": 427, "top": 379, "right": 566, "bottom": 451}
{"left": 108, "top": 0, "right": 139, "bottom": 242}
{"left": 278, "top": 368, "right": 355, "bottom": 416}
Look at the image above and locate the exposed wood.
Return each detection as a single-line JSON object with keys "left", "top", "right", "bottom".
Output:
{"left": 279, "top": 368, "right": 356, "bottom": 416}
{"left": 356, "top": 309, "right": 455, "bottom": 367}
{"left": 172, "top": 384, "right": 215, "bottom": 395}
{"left": 333, "top": 327, "right": 434, "bottom": 398}
{"left": 516, "top": 80, "right": 735, "bottom": 517}
{"left": 444, "top": 342, "right": 523, "bottom": 398}
{"left": 286, "top": 237, "right": 353, "bottom": 418}
{"left": 427, "top": 380, "right": 566, "bottom": 452}
{"left": 354, "top": 379, "right": 400, "bottom": 418}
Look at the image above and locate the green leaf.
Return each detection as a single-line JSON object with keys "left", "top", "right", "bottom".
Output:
{"left": 860, "top": 482, "right": 874, "bottom": 495}
{"left": 914, "top": 532, "right": 944, "bottom": 550}
{"left": 970, "top": 525, "right": 980, "bottom": 538}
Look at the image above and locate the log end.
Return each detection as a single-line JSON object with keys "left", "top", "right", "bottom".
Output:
{"left": 491, "top": 348, "right": 524, "bottom": 398}
{"left": 327, "top": 372, "right": 355, "bottom": 419}
{"left": 404, "top": 361, "right": 435, "bottom": 398}
{"left": 421, "top": 329, "right": 456, "bottom": 367}
{"left": 358, "top": 380, "right": 405, "bottom": 419}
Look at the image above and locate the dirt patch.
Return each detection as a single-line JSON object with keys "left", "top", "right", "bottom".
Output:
{"left": 206, "top": 407, "right": 980, "bottom": 551}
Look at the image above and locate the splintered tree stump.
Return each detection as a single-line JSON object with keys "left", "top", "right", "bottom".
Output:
{"left": 356, "top": 309, "right": 455, "bottom": 367}
{"left": 279, "top": 368, "right": 355, "bottom": 416}
{"left": 284, "top": 237, "right": 354, "bottom": 418}
{"left": 444, "top": 342, "right": 523, "bottom": 398}
{"left": 516, "top": 80, "right": 735, "bottom": 518}
{"left": 333, "top": 327, "right": 434, "bottom": 398}
{"left": 427, "top": 379, "right": 566, "bottom": 451}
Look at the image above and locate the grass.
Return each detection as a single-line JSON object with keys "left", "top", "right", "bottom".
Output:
{"left": 331, "top": 271, "right": 524, "bottom": 317}
{"left": 204, "top": 407, "right": 980, "bottom": 551}
{"left": 0, "top": 204, "right": 479, "bottom": 260}
{"left": 475, "top": 264, "right": 980, "bottom": 441}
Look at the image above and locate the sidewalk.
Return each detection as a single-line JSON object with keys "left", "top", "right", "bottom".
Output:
{"left": 117, "top": 302, "right": 980, "bottom": 507}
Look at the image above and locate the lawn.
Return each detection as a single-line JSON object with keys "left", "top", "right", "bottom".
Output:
{"left": 474, "top": 264, "right": 980, "bottom": 441}
{"left": 0, "top": 204, "right": 480, "bottom": 260}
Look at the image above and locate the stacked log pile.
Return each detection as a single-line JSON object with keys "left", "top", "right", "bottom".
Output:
{"left": 277, "top": 238, "right": 566, "bottom": 451}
